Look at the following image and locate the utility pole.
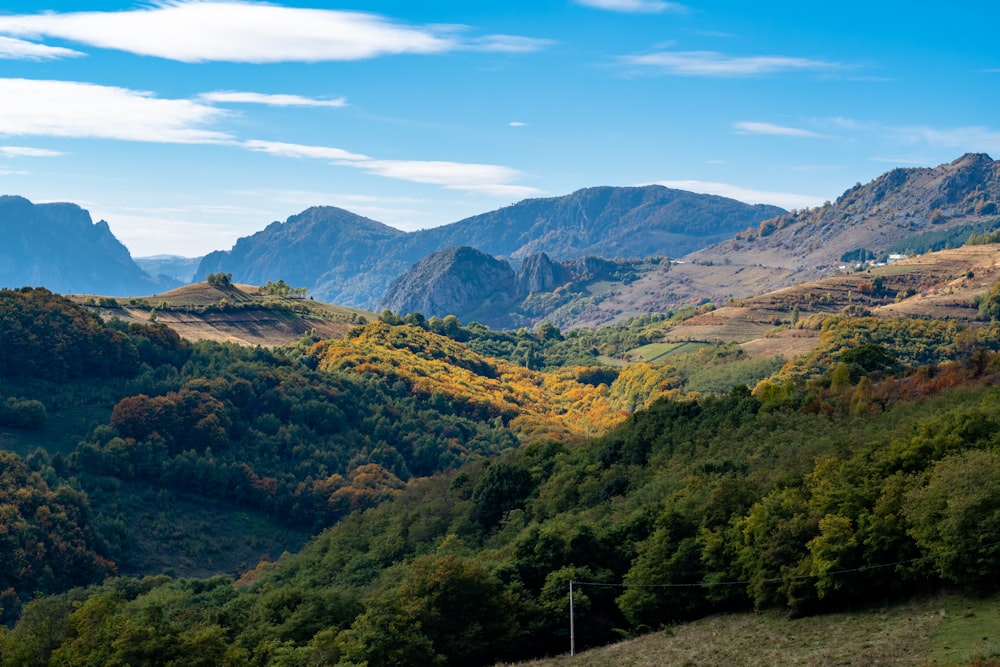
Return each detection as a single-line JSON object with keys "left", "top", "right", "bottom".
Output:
{"left": 569, "top": 580, "right": 575, "bottom": 657}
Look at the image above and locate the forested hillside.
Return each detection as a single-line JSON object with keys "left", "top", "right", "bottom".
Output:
{"left": 4, "top": 343, "right": 1000, "bottom": 664}
{"left": 0, "top": 288, "right": 667, "bottom": 612}
{"left": 3, "top": 280, "right": 1000, "bottom": 663}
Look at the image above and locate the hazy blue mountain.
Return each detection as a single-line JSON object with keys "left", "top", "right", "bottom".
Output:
{"left": 196, "top": 205, "right": 406, "bottom": 292}
{"left": 134, "top": 255, "right": 203, "bottom": 284}
{"left": 197, "top": 185, "right": 786, "bottom": 308}
{"left": 0, "top": 195, "right": 177, "bottom": 296}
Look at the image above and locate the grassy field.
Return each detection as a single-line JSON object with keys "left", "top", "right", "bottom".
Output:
{"left": 507, "top": 594, "right": 1000, "bottom": 667}
{"left": 629, "top": 340, "right": 710, "bottom": 363}
{"left": 72, "top": 281, "right": 375, "bottom": 347}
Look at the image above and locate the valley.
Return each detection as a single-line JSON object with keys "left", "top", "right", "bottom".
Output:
{"left": 1, "top": 155, "right": 1000, "bottom": 665}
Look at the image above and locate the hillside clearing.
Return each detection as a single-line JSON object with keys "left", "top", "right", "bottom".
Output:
{"left": 72, "top": 282, "right": 374, "bottom": 346}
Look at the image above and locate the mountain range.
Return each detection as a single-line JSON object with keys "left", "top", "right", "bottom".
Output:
{"left": 3, "top": 154, "right": 999, "bottom": 330}
{"left": 196, "top": 185, "right": 785, "bottom": 308}
{"left": 373, "top": 154, "right": 1000, "bottom": 328}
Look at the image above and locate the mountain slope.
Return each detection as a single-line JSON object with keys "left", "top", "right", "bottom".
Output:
{"left": 689, "top": 153, "right": 1000, "bottom": 276}
{"left": 378, "top": 246, "right": 657, "bottom": 328}
{"left": 0, "top": 195, "right": 176, "bottom": 296}
{"left": 197, "top": 205, "right": 406, "bottom": 291}
{"left": 378, "top": 246, "right": 519, "bottom": 320}
{"left": 197, "top": 186, "right": 786, "bottom": 308}
{"left": 386, "top": 185, "right": 786, "bottom": 262}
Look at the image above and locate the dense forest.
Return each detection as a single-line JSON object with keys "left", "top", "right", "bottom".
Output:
{"left": 1, "top": 286, "right": 1000, "bottom": 664}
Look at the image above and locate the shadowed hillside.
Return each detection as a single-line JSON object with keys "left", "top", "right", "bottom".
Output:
{"left": 0, "top": 195, "right": 176, "bottom": 296}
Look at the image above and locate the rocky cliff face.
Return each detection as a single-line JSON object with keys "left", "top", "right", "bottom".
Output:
{"left": 377, "top": 246, "right": 647, "bottom": 328}
{"left": 514, "top": 253, "right": 571, "bottom": 295}
{"left": 379, "top": 247, "right": 518, "bottom": 320}
{"left": 0, "top": 195, "right": 174, "bottom": 296}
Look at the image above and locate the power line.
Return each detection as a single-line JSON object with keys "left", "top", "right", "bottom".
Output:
{"left": 573, "top": 538, "right": 1000, "bottom": 590}
{"left": 566, "top": 538, "right": 1000, "bottom": 656}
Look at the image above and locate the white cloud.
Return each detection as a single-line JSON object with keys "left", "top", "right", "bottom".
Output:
{"left": 0, "top": 35, "right": 84, "bottom": 60}
{"left": 0, "top": 145, "right": 65, "bottom": 157}
{"left": 361, "top": 159, "right": 524, "bottom": 188}
{"left": 576, "top": 0, "right": 687, "bottom": 13}
{"left": 622, "top": 50, "right": 840, "bottom": 76}
{"left": 0, "top": 2, "right": 546, "bottom": 63}
{"left": 470, "top": 35, "right": 555, "bottom": 53}
{"left": 200, "top": 91, "right": 347, "bottom": 108}
{"left": 656, "top": 179, "right": 825, "bottom": 210}
{"left": 241, "top": 139, "right": 540, "bottom": 197}
{"left": 733, "top": 121, "right": 827, "bottom": 138}
{"left": 243, "top": 140, "right": 369, "bottom": 162}
{"left": 509, "top": 121, "right": 528, "bottom": 127}
{"left": 0, "top": 79, "right": 230, "bottom": 143}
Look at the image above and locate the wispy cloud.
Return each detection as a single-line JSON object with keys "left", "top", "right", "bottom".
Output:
{"left": 470, "top": 35, "right": 554, "bottom": 53}
{"left": 891, "top": 125, "right": 1000, "bottom": 155}
{"left": 200, "top": 91, "right": 347, "bottom": 108}
{"left": 805, "top": 117, "right": 1000, "bottom": 157}
{"left": 733, "top": 121, "right": 828, "bottom": 138}
{"left": 656, "top": 179, "right": 825, "bottom": 210}
{"left": 0, "top": 145, "right": 65, "bottom": 157}
{"left": 243, "top": 139, "right": 540, "bottom": 197}
{"left": 622, "top": 50, "right": 841, "bottom": 76}
{"left": 243, "top": 140, "right": 369, "bottom": 162}
{"left": 0, "top": 79, "right": 230, "bottom": 143}
{"left": 0, "top": 2, "right": 547, "bottom": 63}
{"left": 576, "top": 0, "right": 688, "bottom": 13}
{"left": 870, "top": 156, "right": 934, "bottom": 166}
{"left": 0, "top": 35, "right": 84, "bottom": 60}
{"left": 509, "top": 121, "right": 528, "bottom": 127}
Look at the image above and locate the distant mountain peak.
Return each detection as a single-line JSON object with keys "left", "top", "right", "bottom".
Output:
{"left": 0, "top": 196, "right": 178, "bottom": 296}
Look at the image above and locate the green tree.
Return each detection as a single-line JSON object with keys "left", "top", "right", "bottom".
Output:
{"left": 471, "top": 460, "right": 535, "bottom": 529}
{"left": 904, "top": 448, "right": 1000, "bottom": 585}
{"left": 206, "top": 272, "right": 233, "bottom": 287}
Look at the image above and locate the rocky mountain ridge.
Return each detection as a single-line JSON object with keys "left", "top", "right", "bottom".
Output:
{"left": 196, "top": 185, "right": 786, "bottom": 308}
{"left": 0, "top": 195, "right": 177, "bottom": 296}
{"left": 377, "top": 154, "right": 1000, "bottom": 328}
{"left": 377, "top": 247, "right": 633, "bottom": 328}
{"left": 690, "top": 153, "right": 1000, "bottom": 276}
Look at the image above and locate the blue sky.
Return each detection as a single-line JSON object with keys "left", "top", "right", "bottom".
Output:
{"left": 1, "top": 1, "right": 998, "bottom": 257}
